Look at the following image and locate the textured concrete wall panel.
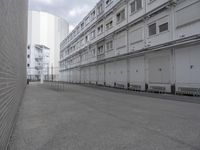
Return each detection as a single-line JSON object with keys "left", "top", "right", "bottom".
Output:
{"left": 0, "top": 0, "right": 28, "bottom": 149}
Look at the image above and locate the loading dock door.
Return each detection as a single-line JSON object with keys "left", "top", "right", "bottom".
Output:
{"left": 149, "top": 55, "right": 170, "bottom": 84}
{"left": 176, "top": 45, "right": 200, "bottom": 84}
{"left": 129, "top": 57, "right": 145, "bottom": 83}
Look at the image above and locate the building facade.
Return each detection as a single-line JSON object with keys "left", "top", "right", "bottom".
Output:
{"left": 0, "top": 0, "right": 28, "bottom": 149}
{"left": 28, "top": 11, "right": 69, "bottom": 80}
{"left": 60, "top": 0, "right": 200, "bottom": 95}
{"left": 27, "top": 45, "right": 50, "bottom": 81}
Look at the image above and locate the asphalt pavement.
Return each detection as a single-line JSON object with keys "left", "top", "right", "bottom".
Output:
{"left": 8, "top": 83, "right": 200, "bottom": 150}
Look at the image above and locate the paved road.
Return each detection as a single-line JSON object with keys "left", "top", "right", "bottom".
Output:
{"left": 8, "top": 83, "right": 200, "bottom": 150}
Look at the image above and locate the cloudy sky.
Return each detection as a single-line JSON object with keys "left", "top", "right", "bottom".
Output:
{"left": 29, "top": 0, "right": 99, "bottom": 32}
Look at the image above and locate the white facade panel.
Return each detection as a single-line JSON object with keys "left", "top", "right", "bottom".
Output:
{"left": 115, "top": 60, "right": 128, "bottom": 87}
{"left": 129, "top": 24, "right": 144, "bottom": 51}
{"left": 105, "top": 62, "right": 115, "bottom": 86}
{"left": 146, "top": 0, "right": 169, "bottom": 13}
{"left": 146, "top": 13, "right": 171, "bottom": 47}
{"left": 90, "top": 66, "right": 97, "bottom": 84}
{"left": 175, "top": 0, "right": 200, "bottom": 28}
{"left": 115, "top": 30, "right": 128, "bottom": 55}
{"left": 175, "top": 44, "right": 200, "bottom": 85}
{"left": 175, "top": 0, "right": 200, "bottom": 39}
{"left": 129, "top": 56, "right": 145, "bottom": 90}
{"left": 97, "top": 64, "right": 105, "bottom": 85}
{"left": 148, "top": 55, "right": 170, "bottom": 84}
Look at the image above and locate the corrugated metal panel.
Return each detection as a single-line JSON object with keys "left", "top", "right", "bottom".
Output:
{"left": 0, "top": 0, "right": 28, "bottom": 149}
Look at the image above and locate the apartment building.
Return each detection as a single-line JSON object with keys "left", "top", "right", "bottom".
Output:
{"left": 60, "top": 0, "right": 200, "bottom": 95}
{"left": 27, "top": 44, "right": 50, "bottom": 81}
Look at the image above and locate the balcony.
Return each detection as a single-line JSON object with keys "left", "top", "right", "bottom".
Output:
{"left": 35, "top": 54, "right": 43, "bottom": 61}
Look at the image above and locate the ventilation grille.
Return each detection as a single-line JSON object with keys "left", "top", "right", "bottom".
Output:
{"left": 129, "top": 84, "right": 142, "bottom": 91}
{"left": 149, "top": 86, "right": 166, "bottom": 93}
{"left": 177, "top": 87, "right": 200, "bottom": 96}
{"left": 116, "top": 83, "right": 125, "bottom": 89}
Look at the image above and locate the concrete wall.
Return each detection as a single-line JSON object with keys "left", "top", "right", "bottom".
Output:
{"left": 0, "top": 0, "right": 28, "bottom": 149}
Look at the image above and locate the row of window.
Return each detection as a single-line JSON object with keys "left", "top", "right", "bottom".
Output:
{"left": 63, "top": 0, "right": 146, "bottom": 47}
{"left": 61, "top": 40, "right": 114, "bottom": 65}
{"left": 61, "top": 18, "right": 168, "bottom": 60}
{"left": 149, "top": 22, "right": 168, "bottom": 36}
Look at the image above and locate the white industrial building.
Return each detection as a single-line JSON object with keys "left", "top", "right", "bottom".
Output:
{"left": 60, "top": 0, "right": 200, "bottom": 95}
{"left": 27, "top": 44, "right": 50, "bottom": 81}
{"left": 28, "top": 11, "right": 69, "bottom": 80}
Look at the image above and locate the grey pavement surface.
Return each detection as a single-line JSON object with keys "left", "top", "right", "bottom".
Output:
{"left": 8, "top": 83, "right": 200, "bottom": 150}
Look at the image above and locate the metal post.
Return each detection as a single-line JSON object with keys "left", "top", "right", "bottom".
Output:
{"left": 40, "top": 67, "right": 43, "bottom": 84}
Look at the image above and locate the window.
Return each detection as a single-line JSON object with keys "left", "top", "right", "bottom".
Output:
{"left": 85, "top": 16, "right": 90, "bottom": 25}
{"left": 148, "top": 0, "right": 156, "bottom": 4}
{"left": 106, "top": 0, "right": 112, "bottom": 6}
{"left": 136, "top": 0, "right": 142, "bottom": 10}
{"left": 81, "top": 39, "right": 84, "bottom": 46}
{"left": 77, "top": 26, "right": 80, "bottom": 34}
{"left": 97, "top": 3, "right": 103, "bottom": 15}
{"left": 81, "top": 22, "right": 84, "bottom": 29}
{"left": 90, "top": 30, "right": 96, "bottom": 40}
{"left": 90, "top": 49, "right": 96, "bottom": 57}
{"left": 91, "top": 10, "right": 96, "bottom": 20}
{"left": 106, "top": 20, "right": 113, "bottom": 30}
{"left": 85, "top": 36, "right": 88, "bottom": 42}
{"left": 106, "top": 41, "right": 113, "bottom": 51}
{"left": 27, "top": 55, "right": 30, "bottom": 58}
{"left": 117, "top": 9, "right": 125, "bottom": 23}
{"left": 97, "top": 24, "right": 104, "bottom": 35}
{"left": 130, "top": 0, "right": 142, "bottom": 14}
{"left": 97, "top": 45, "right": 104, "bottom": 55}
{"left": 159, "top": 22, "right": 168, "bottom": 33}
{"left": 130, "top": 1, "right": 136, "bottom": 13}
{"left": 149, "top": 23, "right": 156, "bottom": 36}
{"left": 27, "top": 64, "right": 30, "bottom": 67}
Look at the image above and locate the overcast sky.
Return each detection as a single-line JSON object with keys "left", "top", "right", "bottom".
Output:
{"left": 29, "top": 0, "right": 99, "bottom": 32}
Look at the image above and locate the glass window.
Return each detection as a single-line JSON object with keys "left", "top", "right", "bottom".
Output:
{"left": 106, "top": 41, "right": 113, "bottom": 51}
{"left": 106, "top": 20, "right": 113, "bottom": 30}
{"left": 149, "top": 23, "right": 156, "bottom": 36}
{"left": 106, "top": 0, "right": 112, "bottom": 6}
{"left": 136, "top": 0, "right": 142, "bottom": 10}
{"left": 117, "top": 9, "right": 125, "bottom": 23}
{"left": 159, "top": 22, "right": 168, "bottom": 33}
{"left": 97, "top": 46, "right": 104, "bottom": 55}
{"left": 130, "top": 1, "right": 136, "bottom": 13}
{"left": 97, "top": 24, "right": 104, "bottom": 34}
{"left": 130, "top": 0, "right": 142, "bottom": 13}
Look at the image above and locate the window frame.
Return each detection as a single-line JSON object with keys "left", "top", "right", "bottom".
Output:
{"left": 130, "top": 0, "right": 142, "bottom": 14}
{"left": 97, "top": 45, "right": 104, "bottom": 55}
{"left": 106, "top": 19, "right": 113, "bottom": 30}
{"left": 148, "top": 22, "right": 157, "bottom": 36}
{"left": 116, "top": 9, "right": 125, "bottom": 23}
{"left": 106, "top": 40, "right": 113, "bottom": 51}
{"left": 106, "top": 0, "right": 113, "bottom": 7}
{"left": 97, "top": 24, "right": 104, "bottom": 35}
{"left": 159, "top": 22, "right": 169, "bottom": 33}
